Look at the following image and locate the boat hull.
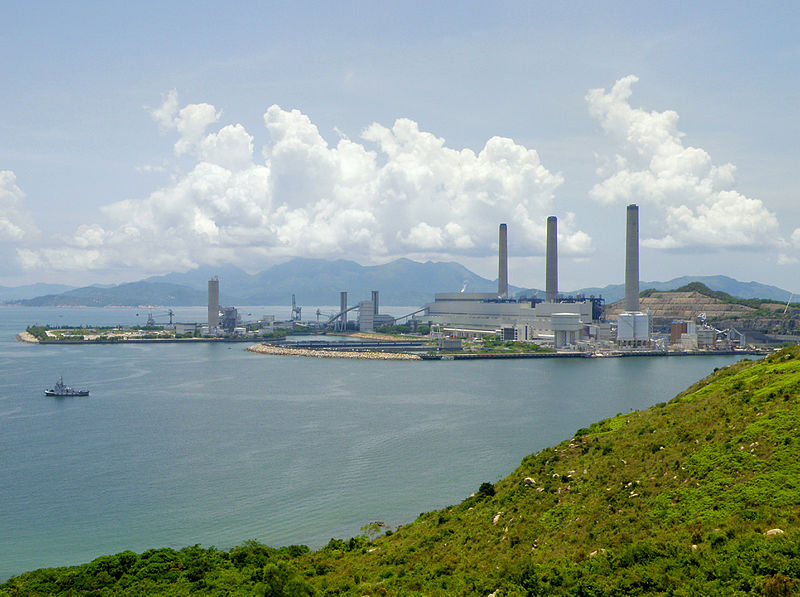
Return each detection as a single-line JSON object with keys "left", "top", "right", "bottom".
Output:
{"left": 44, "top": 390, "right": 89, "bottom": 397}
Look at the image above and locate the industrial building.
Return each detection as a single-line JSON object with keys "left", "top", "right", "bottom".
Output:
{"left": 195, "top": 204, "right": 659, "bottom": 349}
{"left": 202, "top": 276, "right": 246, "bottom": 336}
{"left": 413, "top": 218, "right": 601, "bottom": 348}
{"left": 411, "top": 205, "right": 656, "bottom": 350}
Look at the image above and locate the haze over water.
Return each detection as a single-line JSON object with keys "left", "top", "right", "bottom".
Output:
{"left": 0, "top": 307, "right": 748, "bottom": 580}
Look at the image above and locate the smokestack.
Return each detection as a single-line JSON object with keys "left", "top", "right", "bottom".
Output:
{"left": 545, "top": 216, "right": 558, "bottom": 302}
{"left": 625, "top": 204, "right": 640, "bottom": 312}
{"left": 208, "top": 277, "right": 219, "bottom": 328}
{"left": 371, "top": 290, "right": 379, "bottom": 315}
{"left": 340, "top": 291, "right": 348, "bottom": 329}
{"left": 498, "top": 223, "right": 508, "bottom": 299}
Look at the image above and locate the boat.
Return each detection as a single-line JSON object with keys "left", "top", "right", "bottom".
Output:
{"left": 44, "top": 377, "right": 89, "bottom": 397}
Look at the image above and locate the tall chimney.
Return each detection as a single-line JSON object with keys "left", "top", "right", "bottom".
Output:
{"left": 340, "top": 291, "right": 348, "bottom": 329}
{"left": 498, "top": 223, "right": 508, "bottom": 299}
{"left": 545, "top": 216, "right": 558, "bottom": 303}
{"left": 371, "top": 290, "right": 379, "bottom": 315}
{"left": 625, "top": 204, "right": 640, "bottom": 312}
{"left": 208, "top": 277, "right": 219, "bottom": 328}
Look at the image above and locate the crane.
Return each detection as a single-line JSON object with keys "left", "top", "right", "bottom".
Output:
{"left": 291, "top": 295, "right": 302, "bottom": 322}
{"left": 145, "top": 309, "right": 175, "bottom": 326}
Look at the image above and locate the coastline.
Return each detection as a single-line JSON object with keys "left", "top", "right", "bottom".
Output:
{"left": 246, "top": 343, "right": 422, "bottom": 360}
{"left": 16, "top": 331, "right": 39, "bottom": 343}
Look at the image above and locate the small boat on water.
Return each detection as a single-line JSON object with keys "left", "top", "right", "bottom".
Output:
{"left": 44, "top": 377, "right": 89, "bottom": 397}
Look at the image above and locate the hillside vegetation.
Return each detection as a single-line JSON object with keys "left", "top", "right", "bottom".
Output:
{"left": 4, "top": 348, "right": 800, "bottom": 595}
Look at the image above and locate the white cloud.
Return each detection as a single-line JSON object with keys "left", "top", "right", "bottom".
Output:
{"left": 0, "top": 170, "right": 38, "bottom": 242}
{"left": 147, "top": 89, "right": 221, "bottom": 156}
{"left": 587, "top": 75, "right": 782, "bottom": 251}
{"left": 20, "top": 93, "right": 591, "bottom": 275}
{"left": 780, "top": 229, "right": 800, "bottom": 264}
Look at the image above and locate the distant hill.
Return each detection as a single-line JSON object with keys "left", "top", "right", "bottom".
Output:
{"left": 0, "top": 283, "right": 75, "bottom": 302}
{"left": 14, "top": 282, "right": 208, "bottom": 307}
{"left": 242, "top": 257, "right": 521, "bottom": 305}
{"left": 519, "top": 274, "right": 793, "bottom": 304}
{"left": 10, "top": 258, "right": 519, "bottom": 307}
{"left": 5, "top": 348, "right": 800, "bottom": 594}
{"left": 6, "top": 263, "right": 793, "bottom": 308}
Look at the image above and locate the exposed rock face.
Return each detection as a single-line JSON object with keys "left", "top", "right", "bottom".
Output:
{"left": 765, "top": 528, "right": 785, "bottom": 537}
{"left": 606, "top": 291, "right": 755, "bottom": 321}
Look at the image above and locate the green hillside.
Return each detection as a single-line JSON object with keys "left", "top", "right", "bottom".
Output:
{"left": 4, "top": 349, "right": 800, "bottom": 595}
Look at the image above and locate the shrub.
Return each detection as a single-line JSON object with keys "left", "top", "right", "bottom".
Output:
{"left": 477, "top": 482, "right": 496, "bottom": 499}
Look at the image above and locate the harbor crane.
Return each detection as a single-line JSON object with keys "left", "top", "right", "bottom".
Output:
{"left": 142, "top": 309, "right": 175, "bottom": 326}
{"left": 291, "top": 295, "right": 302, "bottom": 322}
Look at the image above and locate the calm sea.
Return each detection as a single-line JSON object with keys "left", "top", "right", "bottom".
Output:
{"left": 0, "top": 306, "right": 748, "bottom": 580}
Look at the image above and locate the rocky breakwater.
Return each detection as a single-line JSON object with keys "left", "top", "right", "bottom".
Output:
{"left": 16, "top": 331, "right": 39, "bottom": 343}
{"left": 247, "top": 344, "right": 422, "bottom": 361}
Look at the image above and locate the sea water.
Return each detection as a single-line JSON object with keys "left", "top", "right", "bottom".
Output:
{"left": 0, "top": 306, "right": 747, "bottom": 580}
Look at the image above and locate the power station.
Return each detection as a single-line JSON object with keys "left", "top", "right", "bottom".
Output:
{"left": 199, "top": 204, "right": 655, "bottom": 350}
{"left": 411, "top": 216, "right": 605, "bottom": 348}
{"left": 408, "top": 205, "right": 654, "bottom": 349}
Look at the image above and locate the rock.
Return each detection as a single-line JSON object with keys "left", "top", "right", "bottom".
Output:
{"left": 523, "top": 477, "right": 536, "bottom": 487}
{"left": 492, "top": 512, "right": 503, "bottom": 525}
{"left": 765, "top": 528, "right": 785, "bottom": 537}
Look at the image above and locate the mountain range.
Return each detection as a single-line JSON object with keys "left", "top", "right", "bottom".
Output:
{"left": 5, "top": 258, "right": 794, "bottom": 307}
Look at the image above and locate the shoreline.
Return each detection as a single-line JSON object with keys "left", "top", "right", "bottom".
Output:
{"left": 246, "top": 344, "right": 422, "bottom": 360}
{"left": 16, "top": 330, "right": 771, "bottom": 359}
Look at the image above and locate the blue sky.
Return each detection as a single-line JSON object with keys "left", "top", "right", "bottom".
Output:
{"left": 1, "top": 2, "right": 798, "bottom": 292}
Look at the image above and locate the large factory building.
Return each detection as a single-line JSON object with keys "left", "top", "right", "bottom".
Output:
{"left": 414, "top": 217, "right": 597, "bottom": 348}
{"left": 414, "top": 205, "right": 650, "bottom": 349}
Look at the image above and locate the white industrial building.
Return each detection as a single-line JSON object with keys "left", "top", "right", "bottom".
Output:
{"left": 413, "top": 220, "right": 597, "bottom": 347}
{"left": 416, "top": 292, "right": 594, "bottom": 345}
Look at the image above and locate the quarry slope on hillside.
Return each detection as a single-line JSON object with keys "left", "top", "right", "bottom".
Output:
{"left": 605, "top": 289, "right": 757, "bottom": 321}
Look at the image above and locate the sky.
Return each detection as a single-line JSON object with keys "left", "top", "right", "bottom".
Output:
{"left": 2, "top": 2, "right": 799, "bottom": 293}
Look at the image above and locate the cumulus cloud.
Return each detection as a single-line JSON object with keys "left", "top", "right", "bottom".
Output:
{"left": 587, "top": 75, "right": 782, "bottom": 251}
{"left": 0, "top": 171, "right": 38, "bottom": 242}
{"left": 147, "top": 89, "right": 221, "bottom": 156}
{"left": 21, "top": 92, "right": 591, "bottom": 275}
{"left": 779, "top": 228, "right": 800, "bottom": 264}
